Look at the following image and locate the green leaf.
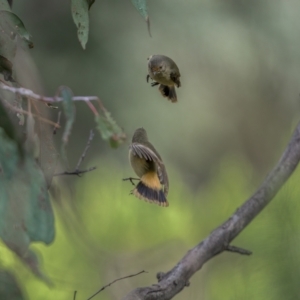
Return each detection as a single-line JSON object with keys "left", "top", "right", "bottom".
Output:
{"left": 0, "top": 0, "right": 11, "bottom": 11}
{"left": 60, "top": 86, "right": 75, "bottom": 156}
{"left": 95, "top": 111, "right": 126, "bottom": 148}
{"left": 131, "top": 0, "right": 151, "bottom": 36}
{"left": 0, "top": 10, "right": 33, "bottom": 49}
{"left": 0, "top": 270, "right": 25, "bottom": 300}
{"left": 71, "top": 0, "right": 89, "bottom": 49}
{"left": 87, "top": 0, "right": 95, "bottom": 10}
{"left": 0, "top": 128, "right": 55, "bottom": 281}
{"left": 0, "top": 55, "right": 14, "bottom": 82}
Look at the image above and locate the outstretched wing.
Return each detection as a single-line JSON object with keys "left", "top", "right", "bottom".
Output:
{"left": 130, "top": 142, "right": 169, "bottom": 196}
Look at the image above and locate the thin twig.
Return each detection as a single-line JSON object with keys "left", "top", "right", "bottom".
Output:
{"left": 76, "top": 130, "right": 95, "bottom": 171}
{"left": 0, "top": 83, "right": 99, "bottom": 103}
{"left": 54, "top": 130, "right": 96, "bottom": 177}
{"left": 87, "top": 270, "right": 147, "bottom": 300}
{"left": 54, "top": 166, "right": 97, "bottom": 177}
{"left": 225, "top": 245, "right": 252, "bottom": 256}
{"left": 123, "top": 177, "right": 140, "bottom": 186}
{"left": 73, "top": 291, "right": 77, "bottom": 300}
{"left": 53, "top": 111, "right": 62, "bottom": 134}
{"left": 3, "top": 99, "right": 60, "bottom": 127}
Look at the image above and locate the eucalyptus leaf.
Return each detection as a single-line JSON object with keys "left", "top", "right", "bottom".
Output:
{"left": 71, "top": 0, "right": 89, "bottom": 49}
{"left": 0, "top": 55, "right": 14, "bottom": 82}
{"left": 131, "top": 0, "right": 151, "bottom": 36}
{"left": 60, "top": 86, "right": 75, "bottom": 157}
{"left": 0, "top": 10, "right": 33, "bottom": 48}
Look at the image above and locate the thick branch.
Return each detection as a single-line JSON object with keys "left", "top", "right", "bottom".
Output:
{"left": 122, "top": 121, "right": 300, "bottom": 300}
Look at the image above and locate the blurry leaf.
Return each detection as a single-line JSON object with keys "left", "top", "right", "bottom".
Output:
{"left": 87, "top": 0, "right": 95, "bottom": 10}
{"left": 95, "top": 111, "right": 126, "bottom": 148}
{"left": 0, "top": 10, "right": 33, "bottom": 49}
{"left": 0, "top": 128, "right": 55, "bottom": 281}
{"left": 71, "top": 0, "right": 89, "bottom": 49}
{"left": 0, "top": 270, "right": 25, "bottom": 300}
{"left": 0, "top": 55, "right": 14, "bottom": 82}
{"left": 7, "top": 0, "right": 12, "bottom": 8}
{"left": 18, "top": 249, "right": 52, "bottom": 285}
{"left": 0, "top": 0, "right": 11, "bottom": 10}
{"left": 0, "top": 98, "right": 23, "bottom": 157}
{"left": 24, "top": 113, "right": 40, "bottom": 159}
{"left": 131, "top": 0, "right": 151, "bottom": 36}
{"left": 60, "top": 86, "right": 75, "bottom": 156}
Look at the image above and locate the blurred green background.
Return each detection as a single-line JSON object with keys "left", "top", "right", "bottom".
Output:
{"left": 2, "top": 0, "right": 300, "bottom": 299}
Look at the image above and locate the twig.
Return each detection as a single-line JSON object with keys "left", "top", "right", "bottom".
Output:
{"left": 73, "top": 291, "right": 77, "bottom": 300}
{"left": 87, "top": 270, "right": 147, "bottom": 300}
{"left": 54, "top": 166, "right": 97, "bottom": 177}
{"left": 225, "top": 245, "right": 252, "bottom": 256}
{"left": 123, "top": 177, "right": 140, "bottom": 186}
{"left": 122, "top": 121, "right": 300, "bottom": 300}
{"left": 53, "top": 111, "right": 62, "bottom": 134}
{"left": 3, "top": 99, "right": 60, "bottom": 127}
{"left": 75, "top": 130, "right": 94, "bottom": 171}
{"left": 0, "top": 83, "right": 99, "bottom": 103}
{"left": 54, "top": 130, "right": 96, "bottom": 177}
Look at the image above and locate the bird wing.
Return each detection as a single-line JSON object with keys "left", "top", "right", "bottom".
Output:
{"left": 130, "top": 142, "right": 169, "bottom": 196}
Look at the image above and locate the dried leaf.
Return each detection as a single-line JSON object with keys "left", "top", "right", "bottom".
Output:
{"left": 95, "top": 110, "right": 126, "bottom": 148}
{"left": 71, "top": 0, "right": 89, "bottom": 49}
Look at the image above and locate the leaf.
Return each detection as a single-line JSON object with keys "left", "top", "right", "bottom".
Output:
{"left": 87, "top": 0, "right": 95, "bottom": 10}
{"left": 0, "top": 55, "right": 14, "bottom": 82}
{"left": 0, "top": 270, "right": 25, "bottom": 300}
{"left": 0, "top": 0, "right": 11, "bottom": 11}
{"left": 71, "top": 0, "right": 89, "bottom": 49}
{"left": 18, "top": 249, "right": 52, "bottom": 285}
{"left": 0, "top": 10, "right": 33, "bottom": 49}
{"left": 131, "top": 0, "right": 151, "bottom": 36}
{"left": 0, "top": 128, "right": 55, "bottom": 281}
{"left": 0, "top": 98, "right": 23, "bottom": 158}
{"left": 59, "top": 86, "right": 75, "bottom": 156}
{"left": 95, "top": 111, "right": 126, "bottom": 148}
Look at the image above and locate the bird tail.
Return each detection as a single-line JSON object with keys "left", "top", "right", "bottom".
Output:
{"left": 159, "top": 84, "right": 177, "bottom": 103}
{"left": 132, "top": 173, "right": 168, "bottom": 207}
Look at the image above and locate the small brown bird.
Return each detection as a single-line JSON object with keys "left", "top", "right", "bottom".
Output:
{"left": 147, "top": 54, "right": 181, "bottom": 103}
{"left": 126, "top": 128, "right": 169, "bottom": 207}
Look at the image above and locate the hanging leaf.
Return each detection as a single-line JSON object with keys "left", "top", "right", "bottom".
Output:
{"left": 59, "top": 86, "right": 75, "bottom": 157}
{"left": 95, "top": 110, "right": 126, "bottom": 148}
{"left": 0, "top": 270, "right": 25, "bottom": 300}
{"left": 130, "top": 0, "right": 151, "bottom": 36}
{"left": 0, "top": 10, "right": 33, "bottom": 49}
{"left": 87, "top": 0, "right": 95, "bottom": 10}
{"left": 71, "top": 0, "right": 89, "bottom": 49}
{"left": 0, "top": 0, "right": 11, "bottom": 11}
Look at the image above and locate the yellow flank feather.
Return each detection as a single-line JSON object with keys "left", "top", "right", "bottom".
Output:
{"left": 140, "top": 172, "right": 161, "bottom": 190}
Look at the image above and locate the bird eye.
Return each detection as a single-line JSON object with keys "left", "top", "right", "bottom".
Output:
{"left": 159, "top": 66, "right": 162, "bottom": 69}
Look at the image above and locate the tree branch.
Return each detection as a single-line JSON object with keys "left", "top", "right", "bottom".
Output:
{"left": 0, "top": 83, "right": 99, "bottom": 103}
{"left": 122, "top": 121, "right": 300, "bottom": 300}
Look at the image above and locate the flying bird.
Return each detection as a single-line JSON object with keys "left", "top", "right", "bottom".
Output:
{"left": 147, "top": 54, "right": 181, "bottom": 103}
{"left": 125, "top": 128, "right": 169, "bottom": 207}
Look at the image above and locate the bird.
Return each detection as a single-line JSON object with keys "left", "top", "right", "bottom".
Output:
{"left": 147, "top": 54, "right": 181, "bottom": 103}
{"left": 125, "top": 128, "right": 169, "bottom": 207}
